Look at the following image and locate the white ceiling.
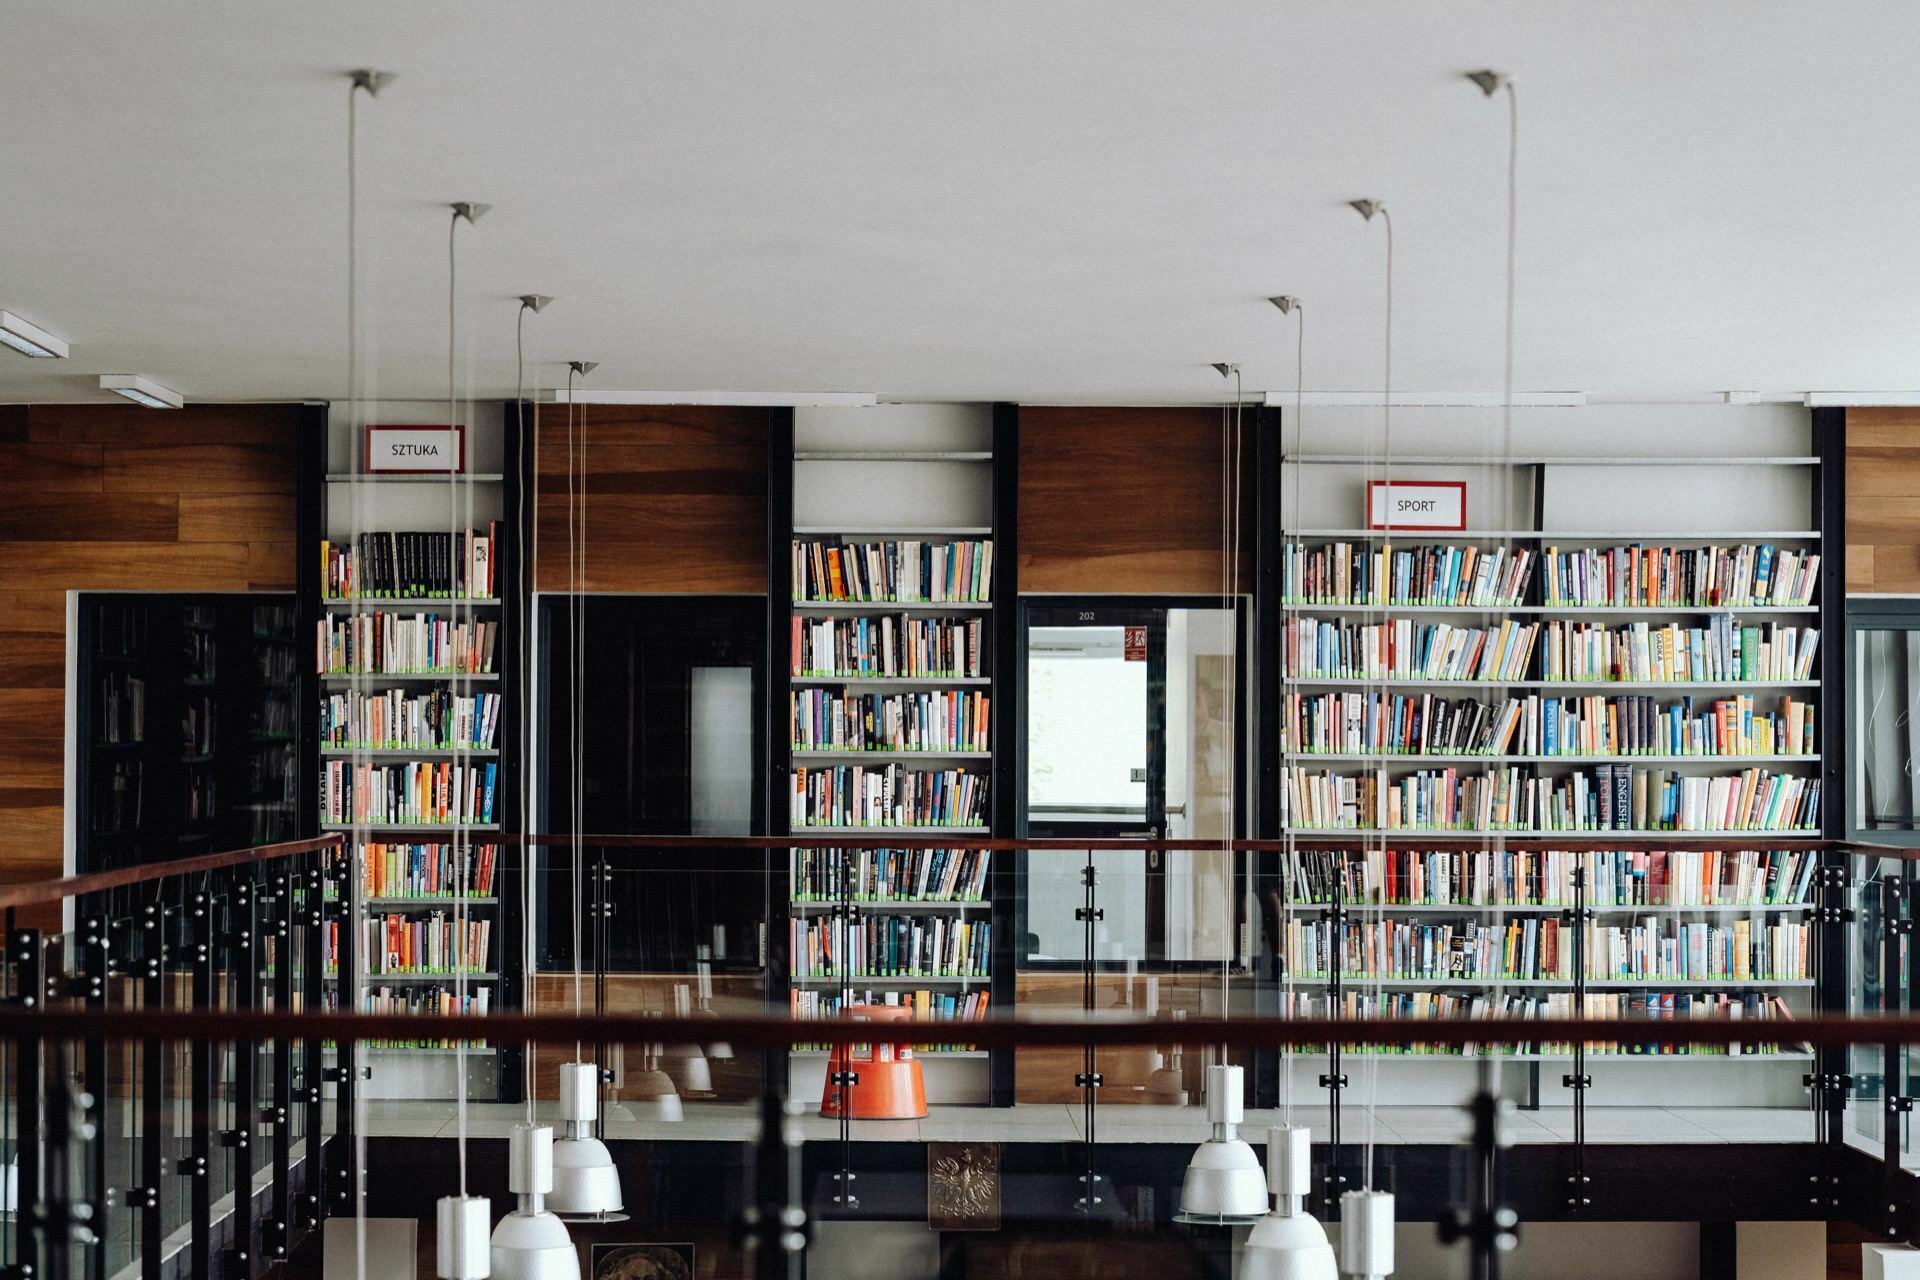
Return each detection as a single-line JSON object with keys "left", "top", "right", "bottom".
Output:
{"left": 4, "top": 1, "right": 1919, "bottom": 407}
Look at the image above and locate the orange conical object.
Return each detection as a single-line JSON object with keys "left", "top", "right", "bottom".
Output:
{"left": 819, "top": 1003, "right": 928, "bottom": 1120}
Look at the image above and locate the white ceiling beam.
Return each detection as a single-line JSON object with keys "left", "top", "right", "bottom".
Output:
{"left": 1260, "top": 391, "right": 1586, "bottom": 408}
{"left": 548, "top": 389, "right": 878, "bottom": 407}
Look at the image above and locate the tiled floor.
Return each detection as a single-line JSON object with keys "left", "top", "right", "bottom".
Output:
{"left": 354, "top": 1100, "right": 1818, "bottom": 1146}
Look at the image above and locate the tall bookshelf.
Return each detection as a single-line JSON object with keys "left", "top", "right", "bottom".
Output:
{"left": 308, "top": 405, "right": 520, "bottom": 1101}
{"left": 1276, "top": 412, "right": 1833, "bottom": 1108}
{"left": 777, "top": 405, "right": 1003, "bottom": 1105}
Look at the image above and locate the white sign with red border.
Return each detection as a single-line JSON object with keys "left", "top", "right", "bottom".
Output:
{"left": 1366, "top": 479, "right": 1466, "bottom": 531}
{"left": 365, "top": 424, "right": 466, "bottom": 474}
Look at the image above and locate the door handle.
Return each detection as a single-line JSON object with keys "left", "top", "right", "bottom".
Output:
{"left": 1116, "top": 829, "right": 1161, "bottom": 868}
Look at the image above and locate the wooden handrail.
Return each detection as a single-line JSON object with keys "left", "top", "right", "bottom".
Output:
{"left": 497, "top": 833, "right": 1906, "bottom": 855}
{"left": 0, "top": 1005, "right": 1906, "bottom": 1051}
{"left": 0, "top": 834, "right": 345, "bottom": 911}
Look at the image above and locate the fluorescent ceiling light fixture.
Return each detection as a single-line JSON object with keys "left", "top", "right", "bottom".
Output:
{"left": 1806, "top": 391, "right": 1920, "bottom": 407}
{"left": 549, "top": 389, "right": 877, "bottom": 408}
{"left": 0, "top": 311, "right": 69, "bottom": 359}
{"left": 100, "top": 375, "right": 183, "bottom": 409}
{"left": 1260, "top": 390, "right": 1585, "bottom": 408}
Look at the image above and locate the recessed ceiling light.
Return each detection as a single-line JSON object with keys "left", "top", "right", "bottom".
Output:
{"left": 99, "top": 375, "right": 183, "bottom": 409}
{"left": 0, "top": 311, "right": 69, "bottom": 359}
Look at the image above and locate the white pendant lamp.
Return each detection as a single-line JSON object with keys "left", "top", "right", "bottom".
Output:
{"left": 1241, "top": 1126, "right": 1337, "bottom": 1280}
{"left": 437, "top": 1195, "right": 491, "bottom": 1280}
{"left": 1339, "top": 1190, "right": 1395, "bottom": 1279}
{"left": 696, "top": 943, "right": 734, "bottom": 1061}
{"left": 1175, "top": 1064, "right": 1267, "bottom": 1224}
{"left": 662, "top": 985, "right": 715, "bottom": 1096}
{"left": 547, "top": 1062, "right": 630, "bottom": 1222}
{"left": 489, "top": 1124, "right": 579, "bottom": 1280}
{"left": 1144, "top": 1005, "right": 1190, "bottom": 1105}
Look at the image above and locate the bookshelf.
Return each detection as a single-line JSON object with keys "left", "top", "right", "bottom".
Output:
{"left": 1276, "top": 417, "right": 1835, "bottom": 1108}
{"left": 74, "top": 595, "right": 303, "bottom": 873}
{"left": 778, "top": 405, "right": 1005, "bottom": 1102}
{"left": 309, "top": 404, "right": 521, "bottom": 1100}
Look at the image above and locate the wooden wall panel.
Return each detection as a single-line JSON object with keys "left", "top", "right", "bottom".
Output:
{"left": 1846, "top": 409, "right": 1920, "bottom": 591}
{"left": 1017, "top": 406, "right": 1254, "bottom": 594}
{"left": 0, "top": 404, "right": 303, "bottom": 924}
{"left": 531, "top": 404, "right": 769, "bottom": 593}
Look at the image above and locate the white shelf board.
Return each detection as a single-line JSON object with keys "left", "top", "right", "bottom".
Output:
{"left": 792, "top": 750, "right": 991, "bottom": 761}
{"left": 1284, "top": 903, "right": 1812, "bottom": 915}
{"left": 1281, "top": 753, "right": 1819, "bottom": 765}
{"left": 794, "top": 526, "right": 993, "bottom": 537}
{"left": 1289, "top": 977, "right": 1814, "bottom": 988}
{"left": 1281, "top": 679, "right": 1819, "bottom": 690}
{"left": 321, "top": 749, "right": 500, "bottom": 759}
{"left": 796, "top": 825, "right": 992, "bottom": 835}
{"left": 323, "top": 598, "right": 501, "bottom": 610}
{"left": 1285, "top": 455, "right": 1820, "bottom": 467}
{"left": 1286, "top": 529, "right": 1824, "bottom": 541}
{"left": 793, "top": 601, "right": 992, "bottom": 613}
{"left": 790, "top": 974, "right": 986, "bottom": 985}
{"left": 792, "top": 676, "right": 990, "bottom": 687}
{"left": 794, "top": 451, "right": 992, "bottom": 463}
{"left": 1284, "top": 603, "right": 1818, "bottom": 615}
{"left": 1286, "top": 829, "right": 1820, "bottom": 841}
{"left": 322, "top": 672, "right": 499, "bottom": 682}
{"left": 325, "top": 473, "right": 506, "bottom": 483}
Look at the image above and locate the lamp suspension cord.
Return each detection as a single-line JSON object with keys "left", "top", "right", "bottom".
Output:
{"left": 444, "top": 207, "right": 469, "bottom": 1199}
{"left": 1282, "top": 301, "right": 1305, "bottom": 1126}
{"left": 566, "top": 364, "right": 584, "bottom": 1060}
{"left": 1363, "top": 204, "right": 1395, "bottom": 1195}
{"left": 1489, "top": 76, "right": 1519, "bottom": 1098}
{"left": 1223, "top": 365, "right": 1244, "bottom": 1055}
{"left": 517, "top": 301, "right": 537, "bottom": 1122}
{"left": 345, "top": 72, "right": 368, "bottom": 1272}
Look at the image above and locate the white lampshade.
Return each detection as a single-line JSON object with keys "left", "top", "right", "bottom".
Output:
{"left": 1240, "top": 1126, "right": 1336, "bottom": 1280}
{"left": 661, "top": 1043, "right": 714, "bottom": 1096}
{"left": 547, "top": 1063, "right": 629, "bottom": 1221}
{"left": 489, "top": 1125, "right": 578, "bottom": 1280}
{"left": 1175, "top": 1064, "right": 1267, "bottom": 1224}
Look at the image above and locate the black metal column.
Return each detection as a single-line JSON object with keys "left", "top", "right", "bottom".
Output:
{"left": 988, "top": 402, "right": 1020, "bottom": 1108}
{"left": 187, "top": 890, "right": 215, "bottom": 1280}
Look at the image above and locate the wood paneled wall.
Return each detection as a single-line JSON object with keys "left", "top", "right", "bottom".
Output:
{"left": 0, "top": 403, "right": 301, "bottom": 912}
{"left": 531, "top": 403, "right": 769, "bottom": 593}
{"left": 1017, "top": 406, "right": 1254, "bottom": 593}
{"left": 1846, "top": 408, "right": 1920, "bottom": 592}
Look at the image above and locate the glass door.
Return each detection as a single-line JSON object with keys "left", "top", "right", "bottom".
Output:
{"left": 1018, "top": 599, "right": 1246, "bottom": 968}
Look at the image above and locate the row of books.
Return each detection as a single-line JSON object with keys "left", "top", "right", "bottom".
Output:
{"left": 790, "top": 689, "right": 990, "bottom": 754}
{"left": 1281, "top": 916, "right": 1810, "bottom": 983}
{"left": 96, "top": 672, "right": 145, "bottom": 744}
{"left": 1282, "top": 542, "right": 1534, "bottom": 607}
{"left": 1276, "top": 989, "right": 1798, "bottom": 1056}
{"left": 789, "top": 915, "right": 992, "bottom": 978}
{"left": 327, "top": 915, "right": 494, "bottom": 976}
{"left": 1284, "top": 616, "right": 1816, "bottom": 685}
{"left": 794, "top": 538, "right": 993, "bottom": 603}
{"left": 1540, "top": 543, "right": 1819, "bottom": 608}
{"left": 790, "top": 613, "right": 987, "bottom": 680}
{"left": 791, "top": 847, "right": 991, "bottom": 902}
{"left": 790, "top": 765, "right": 989, "bottom": 829}
{"left": 1280, "top": 764, "right": 1823, "bottom": 832}
{"left": 1281, "top": 690, "right": 1815, "bottom": 758}
{"left": 1539, "top": 620, "right": 1818, "bottom": 684}
{"left": 317, "top": 613, "right": 499, "bottom": 676}
{"left": 339, "top": 984, "right": 494, "bottom": 1050}
{"left": 349, "top": 841, "right": 500, "bottom": 899}
{"left": 320, "top": 689, "right": 502, "bottom": 751}
{"left": 181, "top": 695, "right": 217, "bottom": 754}
{"left": 1281, "top": 848, "right": 1820, "bottom": 908}
{"left": 320, "top": 527, "right": 498, "bottom": 601}
{"left": 319, "top": 760, "right": 500, "bottom": 826}
{"left": 789, "top": 988, "right": 989, "bottom": 1053}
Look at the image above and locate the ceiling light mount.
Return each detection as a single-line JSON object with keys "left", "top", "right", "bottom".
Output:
{"left": 568, "top": 361, "right": 599, "bottom": 377}
{"left": 519, "top": 295, "right": 555, "bottom": 313}
{"left": 1349, "top": 199, "right": 1385, "bottom": 222}
{"left": 451, "top": 202, "right": 491, "bottom": 224}
{"left": 1211, "top": 362, "right": 1239, "bottom": 378}
{"left": 100, "top": 375, "right": 182, "bottom": 410}
{"left": 348, "top": 69, "right": 397, "bottom": 97}
{"left": 0, "top": 311, "right": 68, "bottom": 360}
{"left": 1467, "top": 69, "right": 1511, "bottom": 96}
{"left": 1269, "top": 296, "right": 1301, "bottom": 315}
